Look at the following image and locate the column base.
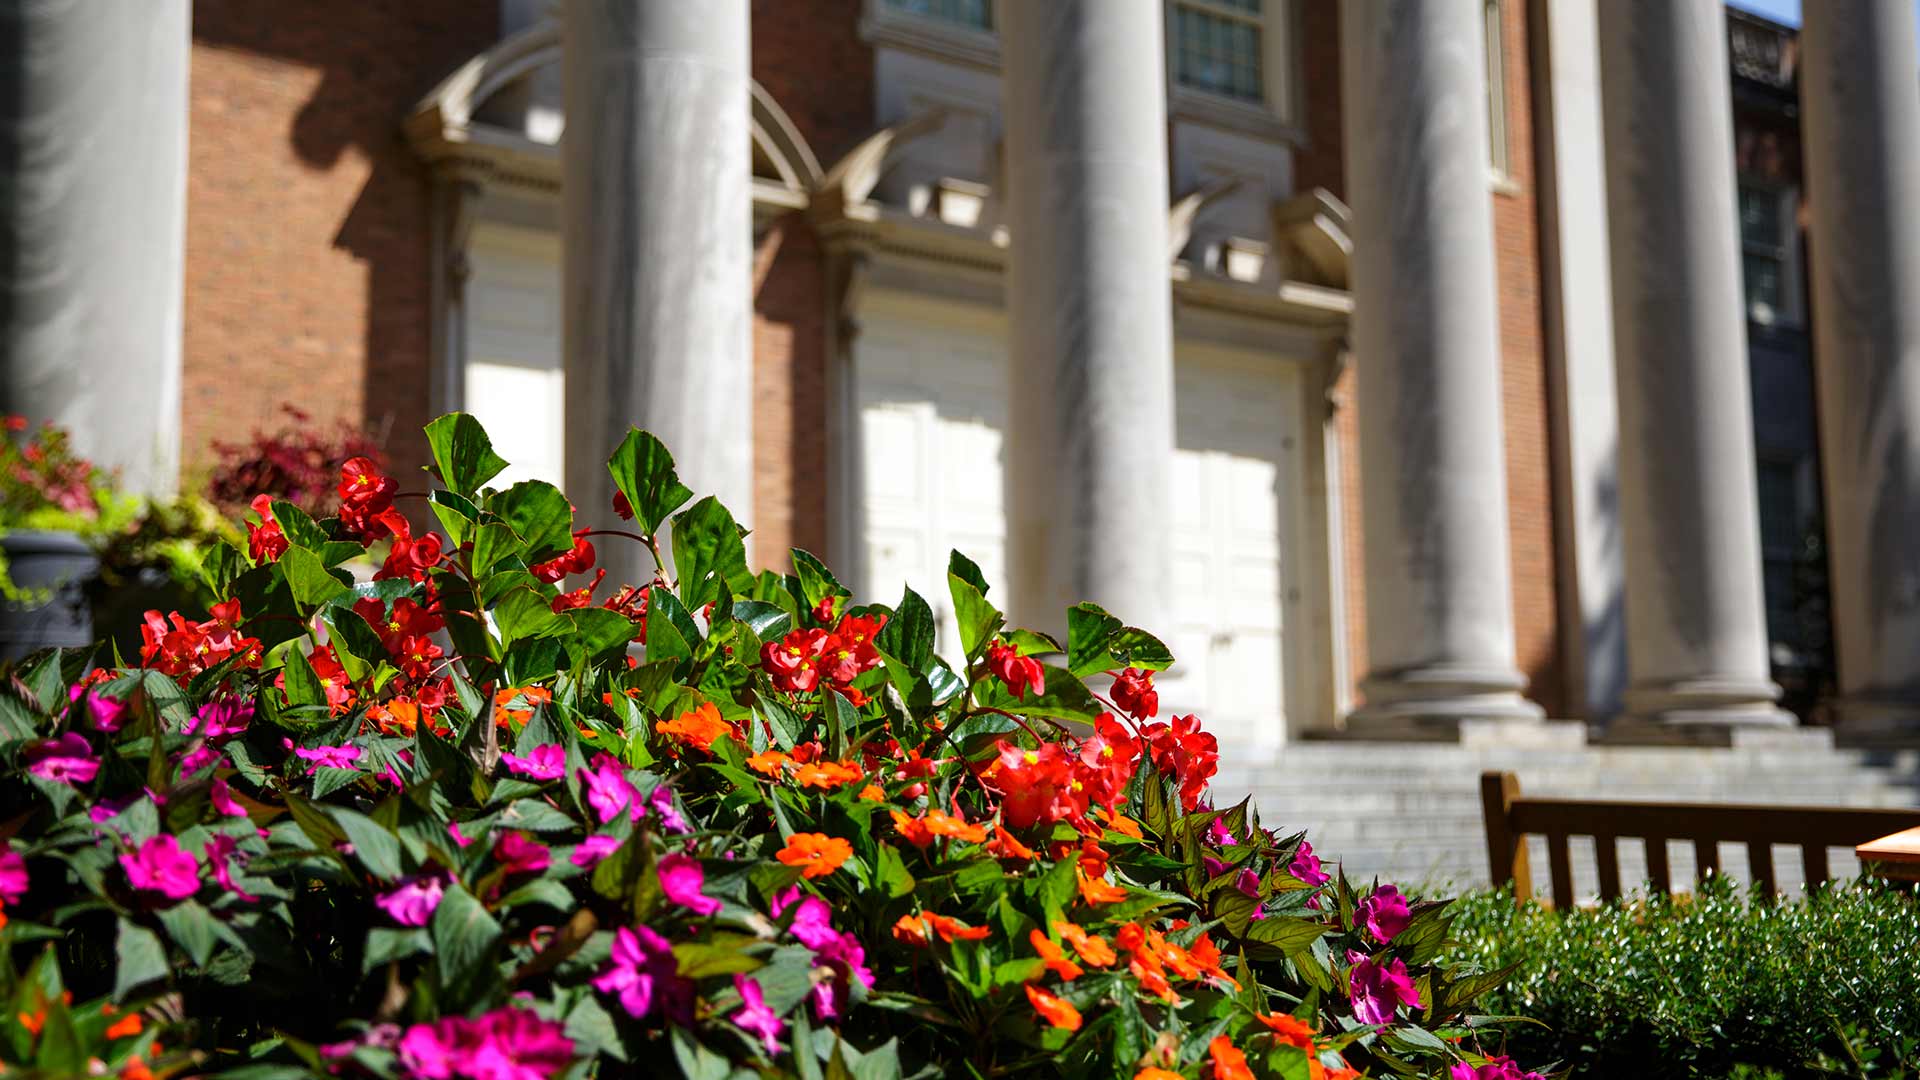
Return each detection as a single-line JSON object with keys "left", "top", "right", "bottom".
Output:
{"left": 1342, "top": 662, "right": 1545, "bottom": 741}
{"left": 1831, "top": 697, "right": 1920, "bottom": 747}
{"left": 1605, "top": 675, "right": 1796, "bottom": 745}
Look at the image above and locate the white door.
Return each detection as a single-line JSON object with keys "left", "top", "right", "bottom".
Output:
{"left": 462, "top": 224, "right": 565, "bottom": 488}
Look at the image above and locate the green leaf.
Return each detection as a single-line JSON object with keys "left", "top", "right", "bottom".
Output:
{"left": 1244, "top": 914, "right": 1326, "bottom": 956}
{"left": 1107, "top": 626, "right": 1174, "bottom": 671}
{"left": 490, "top": 480, "right": 576, "bottom": 563}
{"left": 672, "top": 496, "right": 750, "bottom": 610}
{"left": 877, "top": 586, "right": 935, "bottom": 673}
{"left": 268, "top": 499, "right": 329, "bottom": 550}
{"left": 323, "top": 607, "right": 388, "bottom": 671}
{"left": 428, "top": 489, "right": 480, "bottom": 547}
{"left": 671, "top": 938, "right": 767, "bottom": 979}
{"left": 608, "top": 428, "right": 693, "bottom": 535}
{"left": 425, "top": 413, "right": 509, "bottom": 497}
{"left": 948, "top": 549, "right": 989, "bottom": 596}
{"left": 363, "top": 927, "right": 432, "bottom": 975}
{"left": 279, "top": 546, "right": 350, "bottom": 608}
{"left": 431, "top": 883, "right": 503, "bottom": 994}
{"left": 494, "top": 587, "right": 567, "bottom": 645}
{"left": 790, "top": 548, "right": 844, "bottom": 613}
{"left": 1066, "top": 603, "right": 1123, "bottom": 678}
{"left": 280, "top": 648, "right": 326, "bottom": 709}
{"left": 948, "top": 570, "right": 1001, "bottom": 661}
{"left": 328, "top": 806, "right": 406, "bottom": 880}
{"left": 670, "top": 1027, "right": 732, "bottom": 1080}
{"left": 113, "top": 919, "right": 168, "bottom": 1001}
{"left": 731, "top": 600, "right": 791, "bottom": 643}
{"left": 875, "top": 842, "right": 915, "bottom": 899}
{"left": 156, "top": 900, "right": 221, "bottom": 968}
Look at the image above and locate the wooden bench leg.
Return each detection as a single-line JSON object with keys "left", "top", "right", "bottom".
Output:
{"left": 1481, "top": 771, "right": 1531, "bottom": 902}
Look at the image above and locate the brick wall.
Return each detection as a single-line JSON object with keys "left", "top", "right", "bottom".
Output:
{"left": 184, "top": 2, "right": 496, "bottom": 488}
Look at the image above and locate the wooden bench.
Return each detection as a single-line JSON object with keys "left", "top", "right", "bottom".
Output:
{"left": 1479, "top": 770, "right": 1920, "bottom": 907}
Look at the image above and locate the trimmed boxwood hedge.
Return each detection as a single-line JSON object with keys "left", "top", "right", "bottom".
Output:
{"left": 1448, "top": 877, "right": 1920, "bottom": 1078}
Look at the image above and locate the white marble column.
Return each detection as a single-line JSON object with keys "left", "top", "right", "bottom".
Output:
{"left": 0, "top": 0, "right": 189, "bottom": 497}
{"left": 1597, "top": 0, "right": 1791, "bottom": 736}
{"left": 1001, "top": 2, "right": 1175, "bottom": 636}
{"left": 1340, "top": 0, "right": 1542, "bottom": 735}
{"left": 560, "top": 1, "right": 753, "bottom": 581}
{"left": 1801, "top": 3, "right": 1920, "bottom": 742}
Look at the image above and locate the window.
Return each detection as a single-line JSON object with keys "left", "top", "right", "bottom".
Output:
{"left": 1756, "top": 457, "right": 1805, "bottom": 651}
{"left": 1739, "top": 182, "right": 1801, "bottom": 327}
{"left": 881, "top": 0, "right": 991, "bottom": 30}
{"left": 1169, "top": 0, "right": 1266, "bottom": 104}
{"left": 1485, "top": 0, "right": 1510, "bottom": 176}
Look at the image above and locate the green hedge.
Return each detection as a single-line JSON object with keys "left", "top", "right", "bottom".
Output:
{"left": 1448, "top": 878, "right": 1920, "bottom": 1078}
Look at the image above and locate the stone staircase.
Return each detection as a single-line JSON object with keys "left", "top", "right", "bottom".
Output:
{"left": 1209, "top": 733, "right": 1920, "bottom": 900}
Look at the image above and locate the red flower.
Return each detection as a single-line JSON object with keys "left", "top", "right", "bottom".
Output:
{"left": 246, "top": 495, "right": 288, "bottom": 563}
{"left": 833, "top": 612, "right": 887, "bottom": 670}
{"left": 551, "top": 569, "right": 606, "bottom": 612}
{"left": 272, "top": 643, "right": 357, "bottom": 714}
{"left": 531, "top": 530, "right": 595, "bottom": 583}
{"left": 338, "top": 455, "right": 396, "bottom": 513}
{"left": 612, "top": 490, "right": 634, "bottom": 520}
{"left": 987, "top": 640, "right": 1045, "bottom": 700}
{"left": 355, "top": 596, "right": 445, "bottom": 657}
{"left": 139, "top": 604, "right": 263, "bottom": 678}
{"left": 982, "top": 740, "right": 1073, "bottom": 829}
{"left": 393, "top": 634, "right": 444, "bottom": 681}
{"left": 602, "top": 583, "right": 651, "bottom": 643}
{"left": 376, "top": 517, "right": 444, "bottom": 583}
{"left": 812, "top": 595, "right": 837, "bottom": 624}
{"left": 1110, "top": 668, "right": 1159, "bottom": 718}
{"left": 1143, "top": 714, "right": 1219, "bottom": 811}
{"left": 761, "top": 628, "right": 831, "bottom": 694}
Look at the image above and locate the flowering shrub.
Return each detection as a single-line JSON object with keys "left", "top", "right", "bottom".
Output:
{"left": 0, "top": 414, "right": 1533, "bottom": 1078}
{"left": 204, "top": 404, "right": 387, "bottom": 517}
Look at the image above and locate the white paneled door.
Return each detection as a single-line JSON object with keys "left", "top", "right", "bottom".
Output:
{"left": 462, "top": 224, "right": 566, "bottom": 489}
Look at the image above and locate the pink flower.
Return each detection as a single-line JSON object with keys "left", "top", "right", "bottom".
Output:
{"left": 177, "top": 745, "right": 223, "bottom": 779}
{"left": 0, "top": 847, "right": 27, "bottom": 905}
{"left": 593, "top": 925, "right": 692, "bottom": 1025}
{"left": 120, "top": 834, "right": 200, "bottom": 902}
{"left": 376, "top": 873, "right": 446, "bottom": 927}
{"left": 501, "top": 744, "right": 566, "bottom": 781}
{"left": 657, "top": 853, "right": 720, "bottom": 916}
{"left": 447, "top": 821, "right": 474, "bottom": 849}
{"left": 1451, "top": 1055, "right": 1545, "bottom": 1080}
{"left": 69, "top": 685, "right": 129, "bottom": 732}
{"left": 1291, "top": 840, "right": 1329, "bottom": 886}
{"left": 731, "top": 974, "right": 785, "bottom": 1054}
{"left": 493, "top": 832, "right": 551, "bottom": 877}
{"left": 570, "top": 835, "right": 621, "bottom": 869}
{"left": 23, "top": 732, "right": 98, "bottom": 785}
{"left": 1349, "top": 954, "right": 1421, "bottom": 1025}
{"left": 187, "top": 697, "right": 254, "bottom": 740}
{"left": 209, "top": 778, "right": 249, "bottom": 817}
{"left": 397, "top": 1008, "right": 574, "bottom": 1080}
{"left": 648, "top": 784, "right": 689, "bottom": 833}
{"left": 578, "top": 753, "right": 642, "bottom": 824}
{"left": 771, "top": 886, "right": 838, "bottom": 950}
{"left": 1358, "top": 883, "right": 1412, "bottom": 943}
{"left": 294, "top": 743, "right": 361, "bottom": 774}
{"left": 1205, "top": 817, "right": 1236, "bottom": 846}
{"left": 204, "top": 834, "right": 257, "bottom": 902}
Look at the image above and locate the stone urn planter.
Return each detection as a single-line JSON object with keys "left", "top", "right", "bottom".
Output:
{"left": 0, "top": 529, "right": 99, "bottom": 661}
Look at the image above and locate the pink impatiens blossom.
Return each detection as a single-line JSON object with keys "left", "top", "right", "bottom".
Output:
{"left": 570, "top": 835, "right": 621, "bottom": 869}
{"left": 1358, "top": 883, "right": 1412, "bottom": 943}
{"left": 1292, "top": 838, "right": 1330, "bottom": 910}
{"left": 1349, "top": 953, "right": 1421, "bottom": 1025}
{"left": 294, "top": 743, "right": 361, "bottom": 774}
{"left": 448, "top": 821, "right": 474, "bottom": 849}
{"left": 23, "top": 732, "right": 98, "bottom": 785}
{"left": 376, "top": 873, "right": 447, "bottom": 927}
{"left": 771, "top": 886, "right": 838, "bottom": 950}
{"left": 731, "top": 974, "right": 785, "bottom": 1054}
{"left": 120, "top": 834, "right": 201, "bottom": 902}
{"left": 395, "top": 1007, "right": 575, "bottom": 1080}
{"left": 187, "top": 696, "right": 254, "bottom": 740}
{"left": 492, "top": 832, "right": 551, "bottom": 877}
{"left": 578, "top": 753, "right": 642, "bottom": 824}
{"left": 648, "top": 784, "right": 689, "bottom": 834}
{"left": 593, "top": 925, "right": 692, "bottom": 1025}
{"left": 177, "top": 745, "right": 223, "bottom": 779}
{"left": 657, "top": 853, "right": 720, "bottom": 916}
{"left": 501, "top": 744, "right": 565, "bottom": 781}
{"left": 204, "top": 834, "right": 257, "bottom": 902}
{"left": 69, "top": 684, "right": 130, "bottom": 732}
{"left": 210, "top": 778, "right": 249, "bottom": 817}
{"left": 1451, "top": 1055, "right": 1546, "bottom": 1080}
{"left": 0, "top": 847, "right": 27, "bottom": 905}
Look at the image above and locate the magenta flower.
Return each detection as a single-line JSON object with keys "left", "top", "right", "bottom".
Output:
{"left": 1349, "top": 954, "right": 1421, "bottom": 1025}
{"left": 571, "top": 835, "right": 622, "bottom": 868}
{"left": 593, "top": 925, "right": 693, "bottom": 1025}
{"left": 657, "top": 853, "right": 720, "bottom": 916}
{"left": 648, "top": 784, "right": 689, "bottom": 833}
{"left": 0, "top": 847, "right": 27, "bottom": 905}
{"left": 501, "top": 744, "right": 565, "bottom": 781}
{"left": 1291, "top": 840, "right": 1330, "bottom": 886}
{"left": 120, "top": 834, "right": 201, "bottom": 902}
{"left": 771, "top": 886, "right": 838, "bottom": 950}
{"left": 209, "top": 778, "right": 249, "bottom": 817}
{"left": 294, "top": 743, "right": 361, "bottom": 774}
{"left": 447, "top": 821, "right": 474, "bottom": 849}
{"left": 578, "top": 753, "right": 642, "bottom": 824}
{"left": 23, "top": 732, "right": 98, "bottom": 785}
{"left": 493, "top": 831, "right": 551, "bottom": 877}
{"left": 70, "top": 685, "right": 129, "bottom": 732}
{"left": 1205, "top": 817, "right": 1236, "bottom": 846}
{"left": 1451, "top": 1055, "right": 1545, "bottom": 1080}
{"left": 397, "top": 1008, "right": 574, "bottom": 1080}
{"left": 204, "top": 834, "right": 257, "bottom": 902}
{"left": 177, "top": 745, "right": 223, "bottom": 779}
{"left": 731, "top": 974, "right": 785, "bottom": 1054}
{"left": 376, "top": 873, "right": 447, "bottom": 927}
{"left": 1358, "top": 883, "right": 1412, "bottom": 943}
{"left": 187, "top": 697, "right": 254, "bottom": 740}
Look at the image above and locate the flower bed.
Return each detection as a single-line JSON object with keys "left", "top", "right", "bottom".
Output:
{"left": 1, "top": 414, "right": 1535, "bottom": 1079}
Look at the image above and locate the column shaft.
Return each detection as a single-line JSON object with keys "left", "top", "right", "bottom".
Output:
{"left": 1597, "top": 0, "right": 1789, "bottom": 734}
{"left": 561, "top": 1, "right": 753, "bottom": 582}
{"left": 0, "top": 0, "right": 189, "bottom": 497}
{"left": 1801, "top": 3, "right": 1920, "bottom": 741}
{"left": 1341, "top": 0, "right": 1541, "bottom": 734}
{"left": 1001, "top": 1, "right": 1175, "bottom": 635}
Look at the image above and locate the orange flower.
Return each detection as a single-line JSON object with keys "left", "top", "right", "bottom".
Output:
{"left": 370, "top": 698, "right": 421, "bottom": 737}
{"left": 776, "top": 832, "right": 852, "bottom": 878}
{"left": 792, "top": 760, "right": 863, "bottom": 789}
{"left": 1209, "top": 1035, "right": 1254, "bottom": 1080}
{"left": 1188, "top": 933, "right": 1239, "bottom": 989}
{"left": 492, "top": 685, "right": 552, "bottom": 729}
{"left": 1076, "top": 869, "right": 1129, "bottom": 905}
{"left": 892, "top": 913, "right": 930, "bottom": 945}
{"left": 1135, "top": 1071, "right": 1186, "bottom": 1080}
{"left": 17, "top": 1009, "right": 43, "bottom": 1036}
{"left": 1024, "top": 983, "right": 1082, "bottom": 1031}
{"left": 104, "top": 1011, "right": 143, "bottom": 1039}
{"left": 1029, "top": 928, "right": 1085, "bottom": 981}
{"left": 655, "top": 701, "right": 735, "bottom": 752}
{"left": 924, "top": 912, "right": 992, "bottom": 942}
{"left": 1257, "top": 1011, "right": 1316, "bottom": 1049}
{"left": 988, "top": 823, "right": 1037, "bottom": 860}
{"left": 923, "top": 807, "right": 987, "bottom": 843}
{"left": 857, "top": 783, "right": 886, "bottom": 802}
{"left": 120, "top": 1057, "right": 155, "bottom": 1080}
{"left": 746, "top": 749, "right": 791, "bottom": 776}
{"left": 1313, "top": 1064, "right": 1362, "bottom": 1080}
{"left": 1097, "top": 806, "right": 1145, "bottom": 840}
{"left": 1053, "top": 921, "right": 1118, "bottom": 967}
{"left": 891, "top": 809, "right": 935, "bottom": 848}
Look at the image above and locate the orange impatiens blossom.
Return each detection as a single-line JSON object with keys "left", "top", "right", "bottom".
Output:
{"left": 1028, "top": 928, "right": 1085, "bottom": 981}
{"left": 1096, "top": 805, "right": 1145, "bottom": 840}
{"left": 890, "top": 913, "right": 930, "bottom": 945}
{"left": 890, "top": 809, "right": 935, "bottom": 849}
{"left": 492, "top": 685, "right": 552, "bottom": 729}
{"left": 103, "top": 1007, "right": 143, "bottom": 1040}
{"left": 746, "top": 749, "right": 790, "bottom": 776}
{"left": 1134, "top": 1071, "right": 1186, "bottom": 1080}
{"left": 121, "top": 1056, "right": 157, "bottom": 1080}
{"left": 1209, "top": 1036, "right": 1255, "bottom": 1080}
{"left": 792, "top": 760, "right": 864, "bottom": 790}
{"left": 1024, "top": 983, "right": 1082, "bottom": 1032}
{"left": 857, "top": 783, "right": 886, "bottom": 802}
{"left": 1053, "top": 921, "right": 1118, "bottom": 967}
{"left": 1257, "top": 1011, "right": 1316, "bottom": 1050}
{"left": 655, "top": 701, "right": 736, "bottom": 752}
{"left": 776, "top": 832, "right": 853, "bottom": 879}
{"left": 1187, "top": 932, "right": 1240, "bottom": 990}
{"left": 1312, "top": 1062, "right": 1363, "bottom": 1080}
{"left": 893, "top": 911, "right": 991, "bottom": 944}
{"left": 988, "top": 822, "right": 1037, "bottom": 860}
{"left": 1076, "top": 869, "right": 1129, "bottom": 905}
{"left": 923, "top": 807, "right": 987, "bottom": 843}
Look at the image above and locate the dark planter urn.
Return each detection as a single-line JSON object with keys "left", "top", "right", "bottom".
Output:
{"left": 0, "top": 530, "right": 99, "bottom": 661}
